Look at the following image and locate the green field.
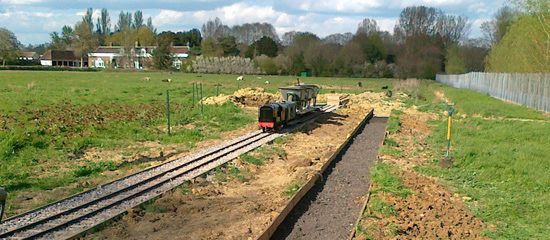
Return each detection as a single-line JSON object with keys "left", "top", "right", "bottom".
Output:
{"left": 0, "top": 71, "right": 393, "bottom": 216}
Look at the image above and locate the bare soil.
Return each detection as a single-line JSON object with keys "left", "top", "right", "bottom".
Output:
{"left": 356, "top": 108, "right": 487, "bottom": 239}
{"left": 201, "top": 88, "right": 280, "bottom": 107}
{"left": 272, "top": 117, "right": 388, "bottom": 240}
{"left": 7, "top": 123, "right": 258, "bottom": 218}
{"left": 84, "top": 98, "right": 377, "bottom": 239}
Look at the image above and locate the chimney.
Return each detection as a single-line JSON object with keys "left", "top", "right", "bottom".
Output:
{"left": 110, "top": 42, "right": 113, "bottom": 47}
{"left": 135, "top": 41, "right": 139, "bottom": 48}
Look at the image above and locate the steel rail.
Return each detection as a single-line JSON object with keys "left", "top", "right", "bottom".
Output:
{"left": 0, "top": 104, "right": 338, "bottom": 240}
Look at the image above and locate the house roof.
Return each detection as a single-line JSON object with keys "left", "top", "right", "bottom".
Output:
{"left": 170, "top": 46, "right": 189, "bottom": 54}
{"left": 41, "top": 50, "right": 79, "bottom": 61}
{"left": 21, "top": 52, "right": 38, "bottom": 58}
{"left": 93, "top": 47, "right": 123, "bottom": 54}
{"left": 88, "top": 45, "right": 190, "bottom": 56}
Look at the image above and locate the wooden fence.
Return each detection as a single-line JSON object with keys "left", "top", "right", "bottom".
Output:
{"left": 436, "top": 72, "right": 550, "bottom": 112}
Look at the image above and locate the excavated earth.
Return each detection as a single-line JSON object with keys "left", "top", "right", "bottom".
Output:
{"left": 84, "top": 93, "right": 379, "bottom": 240}
{"left": 355, "top": 107, "right": 488, "bottom": 239}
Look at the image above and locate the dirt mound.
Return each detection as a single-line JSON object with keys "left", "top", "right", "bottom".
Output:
{"left": 357, "top": 108, "right": 487, "bottom": 239}
{"left": 201, "top": 94, "right": 232, "bottom": 105}
{"left": 202, "top": 88, "right": 281, "bottom": 108}
{"left": 359, "top": 169, "right": 487, "bottom": 240}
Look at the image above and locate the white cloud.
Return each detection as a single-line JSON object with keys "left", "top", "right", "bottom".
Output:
{"left": 294, "top": 0, "right": 382, "bottom": 13}
{"left": 192, "top": 3, "right": 279, "bottom": 25}
{"left": 468, "top": 2, "right": 488, "bottom": 14}
{"left": 0, "top": 0, "right": 44, "bottom": 4}
{"left": 0, "top": 10, "right": 77, "bottom": 38}
{"left": 1, "top": 0, "right": 505, "bottom": 44}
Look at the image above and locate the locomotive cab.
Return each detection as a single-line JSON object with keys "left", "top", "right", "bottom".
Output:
{"left": 259, "top": 103, "right": 281, "bottom": 132}
{"left": 258, "top": 102, "right": 296, "bottom": 132}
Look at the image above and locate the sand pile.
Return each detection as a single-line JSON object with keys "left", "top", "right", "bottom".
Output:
{"left": 202, "top": 88, "right": 281, "bottom": 108}
{"left": 201, "top": 94, "right": 232, "bottom": 105}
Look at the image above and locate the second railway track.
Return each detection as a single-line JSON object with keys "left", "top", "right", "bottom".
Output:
{"left": 0, "top": 104, "right": 337, "bottom": 240}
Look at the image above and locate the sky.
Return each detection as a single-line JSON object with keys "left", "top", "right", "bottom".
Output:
{"left": 0, "top": 0, "right": 507, "bottom": 46}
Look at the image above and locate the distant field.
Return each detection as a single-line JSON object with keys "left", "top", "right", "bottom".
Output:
{"left": 0, "top": 71, "right": 393, "bottom": 216}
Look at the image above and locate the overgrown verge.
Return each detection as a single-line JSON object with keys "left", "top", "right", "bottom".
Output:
{"left": 356, "top": 83, "right": 487, "bottom": 239}
{"left": 420, "top": 84, "right": 550, "bottom": 239}
{"left": 359, "top": 81, "right": 550, "bottom": 239}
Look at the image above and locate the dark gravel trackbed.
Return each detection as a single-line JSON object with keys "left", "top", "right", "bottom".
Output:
{"left": 272, "top": 117, "right": 388, "bottom": 240}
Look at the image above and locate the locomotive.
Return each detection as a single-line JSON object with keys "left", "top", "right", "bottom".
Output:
{"left": 258, "top": 84, "right": 320, "bottom": 132}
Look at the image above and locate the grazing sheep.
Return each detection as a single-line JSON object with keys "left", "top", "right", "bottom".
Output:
{"left": 162, "top": 78, "right": 172, "bottom": 82}
{"left": 143, "top": 77, "right": 151, "bottom": 82}
{"left": 237, "top": 76, "right": 244, "bottom": 81}
{"left": 257, "top": 77, "right": 262, "bottom": 80}
{"left": 264, "top": 80, "right": 270, "bottom": 84}
{"left": 357, "top": 82, "right": 362, "bottom": 87}
{"left": 382, "top": 85, "right": 388, "bottom": 89}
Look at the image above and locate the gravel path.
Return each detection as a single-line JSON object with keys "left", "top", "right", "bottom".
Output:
{"left": 272, "top": 117, "right": 388, "bottom": 240}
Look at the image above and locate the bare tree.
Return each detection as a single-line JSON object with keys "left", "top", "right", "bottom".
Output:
{"left": 436, "top": 15, "right": 471, "bottom": 44}
{"left": 394, "top": 6, "right": 443, "bottom": 42}
{"left": 201, "top": 18, "right": 231, "bottom": 40}
{"left": 480, "top": 6, "right": 518, "bottom": 45}
{"left": 357, "top": 18, "right": 380, "bottom": 36}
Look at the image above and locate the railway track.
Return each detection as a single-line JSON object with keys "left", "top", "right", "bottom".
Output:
{"left": 0, "top": 104, "right": 337, "bottom": 240}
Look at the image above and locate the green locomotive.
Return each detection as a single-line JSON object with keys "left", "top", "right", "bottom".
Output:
{"left": 258, "top": 84, "right": 320, "bottom": 132}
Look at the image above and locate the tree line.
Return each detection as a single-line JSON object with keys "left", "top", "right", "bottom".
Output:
{"left": 192, "top": 6, "right": 479, "bottom": 79}
{"left": 1, "top": 5, "right": 513, "bottom": 77}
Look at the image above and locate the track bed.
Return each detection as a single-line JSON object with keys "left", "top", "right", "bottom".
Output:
{"left": 272, "top": 117, "right": 388, "bottom": 239}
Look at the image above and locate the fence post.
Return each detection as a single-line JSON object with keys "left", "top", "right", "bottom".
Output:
{"left": 192, "top": 82, "right": 195, "bottom": 107}
{"left": 166, "top": 90, "right": 171, "bottom": 136}
{"left": 200, "top": 83, "right": 203, "bottom": 114}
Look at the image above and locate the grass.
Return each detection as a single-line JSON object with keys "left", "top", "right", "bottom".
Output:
{"left": 369, "top": 162, "right": 412, "bottom": 199}
{"left": 431, "top": 83, "right": 548, "bottom": 120}
{"left": 0, "top": 71, "right": 392, "bottom": 216}
{"left": 386, "top": 109, "right": 403, "bottom": 134}
{"left": 240, "top": 144, "right": 287, "bottom": 166}
{"left": 283, "top": 180, "right": 305, "bottom": 196}
{"left": 410, "top": 82, "right": 550, "bottom": 239}
{"left": 362, "top": 80, "right": 550, "bottom": 239}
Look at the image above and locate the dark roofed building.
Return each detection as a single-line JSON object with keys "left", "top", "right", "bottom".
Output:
{"left": 40, "top": 50, "right": 86, "bottom": 67}
{"left": 19, "top": 52, "right": 39, "bottom": 61}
